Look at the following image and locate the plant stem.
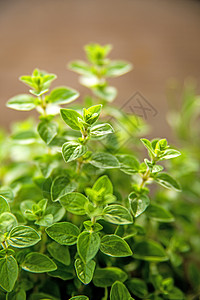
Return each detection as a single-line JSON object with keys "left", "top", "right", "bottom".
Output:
{"left": 39, "top": 229, "right": 47, "bottom": 254}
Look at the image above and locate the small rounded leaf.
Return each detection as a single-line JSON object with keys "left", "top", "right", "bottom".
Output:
{"left": 103, "top": 205, "right": 133, "bottom": 225}
{"left": 7, "top": 94, "right": 36, "bottom": 111}
{"left": 77, "top": 231, "right": 100, "bottom": 263}
{"left": 22, "top": 252, "right": 57, "bottom": 273}
{"left": 100, "top": 235, "right": 132, "bottom": 257}
{"left": 0, "top": 256, "right": 18, "bottom": 292}
{"left": 46, "top": 222, "right": 80, "bottom": 245}
{"left": 8, "top": 225, "right": 41, "bottom": 248}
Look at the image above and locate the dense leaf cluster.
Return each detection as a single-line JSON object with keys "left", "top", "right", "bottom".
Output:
{"left": 0, "top": 44, "right": 199, "bottom": 300}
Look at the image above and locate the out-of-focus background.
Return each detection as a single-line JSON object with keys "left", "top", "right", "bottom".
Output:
{"left": 0, "top": 0, "right": 200, "bottom": 138}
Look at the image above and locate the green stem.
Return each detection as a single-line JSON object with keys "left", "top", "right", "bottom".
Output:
{"left": 39, "top": 229, "right": 48, "bottom": 254}
{"left": 102, "top": 287, "right": 108, "bottom": 300}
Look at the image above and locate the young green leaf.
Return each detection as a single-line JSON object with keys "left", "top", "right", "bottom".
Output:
{"left": 0, "top": 256, "right": 18, "bottom": 292}
{"left": 92, "top": 175, "right": 113, "bottom": 196}
{"left": 62, "top": 142, "right": 87, "bottom": 163}
{"left": 0, "top": 212, "right": 18, "bottom": 233}
{"left": 146, "top": 204, "right": 174, "bottom": 222}
{"left": 46, "top": 222, "right": 80, "bottom": 245}
{"left": 60, "top": 108, "right": 83, "bottom": 130}
{"left": 37, "top": 120, "right": 58, "bottom": 144}
{"left": 89, "top": 152, "right": 120, "bottom": 169}
{"left": 116, "top": 154, "right": 140, "bottom": 175}
{"left": 8, "top": 225, "right": 41, "bottom": 248}
{"left": 75, "top": 258, "right": 96, "bottom": 284}
{"left": 77, "top": 231, "right": 100, "bottom": 263}
{"left": 128, "top": 193, "right": 150, "bottom": 217}
{"left": 92, "top": 86, "right": 117, "bottom": 102}
{"left": 6, "top": 94, "right": 37, "bottom": 111}
{"left": 51, "top": 176, "right": 76, "bottom": 201}
{"left": 90, "top": 123, "right": 114, "bottom": 138}
{"left": 0, "top": 196, "right": 10, "bottom": 214}
{"left": 106, "top": 60, "right": 133, "bottom": 77}
{"left": 69, "top": 60, "right": 92, "bottom": 76}
{"left": 0, "top": 187, "right": 14, "bottom": 203}
{"left": 103, "top": 205, "right": 133, "bottom": 225}
{"left": 110, "top": 281, "right": 131, "bottom": 300}
{"left": 100, "top": 235, "right": 132, "bottom": 257}
{"left": 47, "top": 242, "right": 70, "bottom": 266}
{"left": 83, "top": 221, "right": 103, "bottom": 232}
{"left": 160, "top": 149, "right": 181, "bottom": 160}
{"left": 60, "top": 192, "right": 89, "bottom": 215}
{"left": 47, "top": 86, "right": 79, "bottom": 105}
{"left": 133, "top": 240, "right": 168, "bottom": 262}
{"left": 22, "top": 252, "right": 57, "bottom": 273}
{"left": 93, "top": 267, "right": 128, "bottom": 287}
{"left": 126, "top": 278, "right": 148, "bottom": 298}
{"left": 83, "top": 104, "right": 102, "bottom": 125}
{"left": 140, "top": 138, "right": 155, "bottom": 157}
{"left": 154, "top": 173, "right": 181, "bottom": 191}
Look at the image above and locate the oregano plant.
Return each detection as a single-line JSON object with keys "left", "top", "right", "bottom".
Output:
{"left": 0, "top": 43, "right": 195, "bottom": 300}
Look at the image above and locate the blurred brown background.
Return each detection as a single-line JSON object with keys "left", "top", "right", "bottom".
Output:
{"left": 0, "top": 0, "right": 200, "bottom": 138}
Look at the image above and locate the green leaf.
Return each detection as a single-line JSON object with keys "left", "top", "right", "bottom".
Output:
{"left": 90, "top": 123, "right": 114, "bottom": 138}
{"left": 47, "top": 242, "right": 70, "bottom": 266}
{"left": 0, "top": 196, "right": 9, "bottom": 214}
{"left": 100, "top": 235, "right": 132, "bottom": 257}
{"left": 92, "top": 86, "right": 117, "bottom": 102}
{"left": 60, "top": 108, "right": 83, "bottom": 130}
{"left": 0, "top": 212, "right": 18, "bottom": 233}
{"left": 140, "top": 138, "right": 154, "bottom": 157}
{"left": 0, "top": 187, "right": 14, "bottom": 202}
{"left": 22, "top": 252, "right": 57, "bottom": 273}
{"left": 60, "top": 192, "right": 89, "bottom": 215}
{"left": 77, "top": 231, "right": 100, "bottom": 263}
{"left": 47, "top": 86, "right": 79, "bottom": 105}
{"left": 12, "top": 130, "right": 38, "bottom": 144}
{"left": 160, "top": 149, "right": 181, "bottom": 160}
{"left": 133, "top": 240, "right": 168, "bottom": 262}
{"left": 92, "top": 175, "right": 113, "bottom": 196}
{"left": 154, "top": 173, "right": 181, "bottom": 191}
{"left": 93, "top": 267, "right": 128, "bottom": 287}
{"left": 103, "top": 205, "right": 133, "bottom": 225}
{"left": 126, "top": 278, "right": 148, "bottom": 298}
{"left": 69, "top": 60, "right": 92, "bottom": 76}
{"left": 128, "top": 193, "right": 150, "bottom": 217}
{"left": 6, "top": 288, "right": 26, "bottom": 300}
{"left": 89, "top": 152, "right": 120, "bottom": 169}
{"left": 48, "top": 260, "right": 74, "bottom": 280}
{"left": 51, "top": 176, "right": 76, "bottom": 201}
{"left": 83, "top": 104, "right": 102, "bottom": 125}
{"left": 106, "top": 60, "right": 132, "bottom": 77}
{"left": 69, "top": 296, "right": 89, "bottom": 300}
{"left": 0, "top": 256, "right": 18, "bottom": 292}
{"left": 8, "top": 225, "right": 41, "bottom": 248}
{"left": 146, "top": 204, "right": 174, "bottom": 222}
{"left": 75, "top": 258, "right": 96, "bottom": 284}
{"left": 110, "top": 281, "right": 131, "bottom": 300}
{"left": 35, "top": 214, "right": 53, "bottom": 227}
{"left": 37, "top": 121, "right": 58, "bottom": 144}
{"left": 62, "top": 142, "right": 87, "bottom": 163}
{"left": 7, "top": 94, "right": 36, "bottom": 111}
{"left": 46, "top": 222, "right": 80, "bottom": 245}
{"left": 20, "top": 200, "right": 36, "bottom": 221}
{"left": 83, "top": 221, "right": 103, "bottom": 232}
{"left": 116, "top": 154, "right": 140, "bottom": 175}
{"left": 84, "top": 43, "right": 112, "bottom": 65}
